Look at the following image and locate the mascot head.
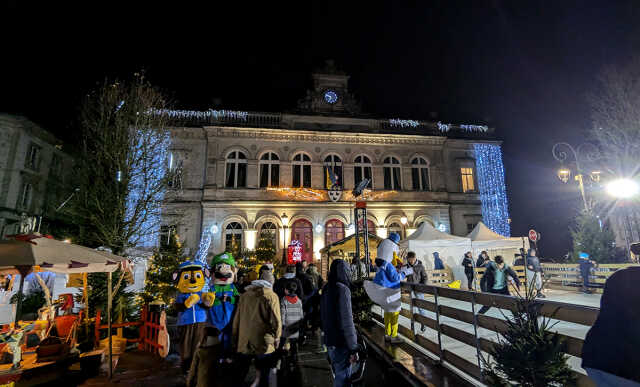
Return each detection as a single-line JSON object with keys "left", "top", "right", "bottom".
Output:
{"left": 211, "top": 252, "right": 237, "bottom": 285}
{"left": 375, "top": 235, "right": 400, "bottom": 267}
{"left": 173, "top": 260, "right": 210, "bottom": 294}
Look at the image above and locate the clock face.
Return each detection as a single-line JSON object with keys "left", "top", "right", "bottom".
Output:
{"left": 324, "top": 90, "right": 338, "bottom": 104}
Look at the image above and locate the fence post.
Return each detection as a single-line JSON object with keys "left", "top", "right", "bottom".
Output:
{"left": 409, "top": 284, "right": 415, "bottom": 334}
{"left": 470, "top": 292, "right": 484, "bottom": 378}
{"left": 139, "top": 305, "right": 147, "bottom": 351}
{"left": 95, "top": 309, "right": 101, "bottom": 347}
{"left": 433, "top": 287, "right": 443, "bottom": 363}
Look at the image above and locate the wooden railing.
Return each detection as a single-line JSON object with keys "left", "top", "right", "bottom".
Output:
{"left": 94, "top": 305, "right": 165, "bottom": 355}
{"left": 541, "top": 263, "right": 639, "bottom": 293}
{"left": 371, "top": 282, "right": 600, "bottom": 386}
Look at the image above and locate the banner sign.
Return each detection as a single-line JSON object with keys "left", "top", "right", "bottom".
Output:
{"left": 287, "top": 240, "right": 303, "bottom": 265}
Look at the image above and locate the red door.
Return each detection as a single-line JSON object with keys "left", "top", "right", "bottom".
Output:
{"left": 291, "top": 219, "right": 313, "bottom": 263}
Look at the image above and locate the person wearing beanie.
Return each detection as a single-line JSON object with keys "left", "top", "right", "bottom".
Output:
{"left": 232, "top": 269, "right": 281, "bottom": 387}
{"left": 433, "top": 252, "right": 445, "bottom": 270}
{"left": 364, "top": 233, "right": 410, "bottom": 344}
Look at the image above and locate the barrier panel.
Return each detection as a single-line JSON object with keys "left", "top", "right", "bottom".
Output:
{"left": 541, "top": 263, "right": 639, "bottom": 293}
{"left": 372, "top": 282, "right": 601, "bottom": 386}
{"left": 94, "top": 305, "right": 165, "bottom": 355}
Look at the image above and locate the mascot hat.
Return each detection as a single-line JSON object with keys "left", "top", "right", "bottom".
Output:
{"left": 388, "top": 232, "right": 400, "bottom": 244}
{"left": 579, "top": 252, "right": 589, "bottom": 259}
{"left": 211, "top": 252, "right": 237, "bottom": 267}
{"left": 178, "top": 260, "right": 205, "bottom": 271}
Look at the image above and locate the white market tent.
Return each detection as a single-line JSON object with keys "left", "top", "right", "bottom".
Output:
{"left": 399, "top": 222, "right": 472, "bottom": 285}
{"left": 466, "top": 222, "right": 529, "bottom": 265}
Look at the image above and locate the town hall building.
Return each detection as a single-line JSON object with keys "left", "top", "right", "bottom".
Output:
{"left": 161, "top": 62, "right": 510, "bottom": 263}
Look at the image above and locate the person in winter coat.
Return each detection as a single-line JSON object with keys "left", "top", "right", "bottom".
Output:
{"left": 433, "top": 251, "right": 445, "bottom": 270}
{"left": 582, "top": 266, "right": 640, "bottom": 385}
{"left": 525, "top": 248, "right": 545, "bottom": 298}
{"left": 296, "top": 262, "right": 316, "bottom": 301}
{"left": 478, "top": 256, "right": 520, "bottom": 314}
{"left": 187, "top": 327, "right": 225, "bottom": 387}
{"left": 306, "top": 264, "right": 324, "bottom": 330}
{"left": 321, "top": 259, "right": 359, "bottom": 387}
{"left": 306, "top": 264, "right": 323, "bottom": 289}
{"left": 273, "top": 266, "right": 304, "bottom": 300}
{"left": 461, "top": 251, "right": 475, "bottom": 290}
{"left": 364, "top": 233, "right": 409, "bottom": 344}
{"left": 350, "top": 257, "right": 368, "bottom": 281}
{"left": 280, "top": 281, "right": 303, "bottom": 364}
{"left": 578, "top": 252, "right": 597, "bottom": 294}
{"left": 476, "top": 251, "right": 491, "bottom": 268}
{"left": 405, "top": 251, "right": 428, "bottom": 331}
{"left": 232, "top": 270, "right": 282, "bottom": 387}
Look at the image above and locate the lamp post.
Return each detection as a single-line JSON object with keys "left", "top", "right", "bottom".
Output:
{"left": 400, "top": 215, "right": 408, "bottom": 239}
{"left": 281, "top": 212, "right": 288, "bottom": 266}
{"left": 552, "top": 142, "right": 602, "bottom": 211}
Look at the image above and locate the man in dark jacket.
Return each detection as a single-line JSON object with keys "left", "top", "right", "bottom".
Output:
{"left": 525, "top": 248, "right": 545, "bottom": 298}
{"left": 478, "top": 256, "right": 520, "bottom": 314}
{"left": 321, "top": 259, "right": 358, "bottom": 387}
{"left": 405, "top": 251, "right": 429, "bottom": 332}
{"left": 462, "top": 251, "right": 475, "bottom": 290}
{"left": 274, "top": 265, "right": 304, "bottom": 300}
{"left": 582, "top": 266, "right": 640, "bottom": 385}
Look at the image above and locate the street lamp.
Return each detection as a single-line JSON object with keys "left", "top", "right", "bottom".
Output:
{"left": 606, "top": 178, "right": 639, "bottom": 199}
{"left": 400, "top": 215, "right": 408, "bottom": 239}
{"left": 552, "top": 142, "right": 603, "bottom": 211}
{"left": 281, "top": 213, "right": 289, "bottom": 265}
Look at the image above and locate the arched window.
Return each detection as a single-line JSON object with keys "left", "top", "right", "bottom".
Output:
{"left": 354, "top": 155, "right": 372, "bottom": 189}
{"left": 225, "top": 222, "right": 243, "bottom": 251}
{"left": 260, "top": 221, "right": 278, "bottom": 247}
{"left": 292, "top": 153, "right": 312, "bottom": 188}
{"left": 411, "top": 157, "right": 430, "bottom": 191}
{"left": 323, "top": 154, "right": 343, "bottom": 188}
{"left": 383, "top": 156, "right": 401, "bottom": 190}
{"left": 356, "top": 218, "right": 377, "bottom": 234}
{"left": 325, "top": 219, "right": 345, "bottom": 246}
{"left": 259, "top": 152, "right": 279, "bottom": 188}
{"left": 388, "top": 222, "right": 402, "bottom": 237}
{"left": 225, "top": 151, "right": 247, "bottom": 188}
{"left": 291, "top": 219, "right": 313, "bottom": 262}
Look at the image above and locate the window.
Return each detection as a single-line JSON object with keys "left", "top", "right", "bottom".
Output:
{"left": 17, "top": 182, "right": 32, "bottom": 209}
{"left": 225, "top": 151, "right": 247, "bottom": 188}
{"left": 259, "top": 152, "right": 280, "bottom": 188}
{"left": 159, "top": 225, "right": 177, "bottom": 248}
{"left": 411, "top": 157, "right": 430, "bottom": 191}
{"left": 323, "top": 154, "right": 343, "bottom": 188}
{"left": 225, "top": 222, "right": 243, "bottom": 251}
{"left": 25, "top": 143, "right": 40, "bottom": 171}
{"left": 260, "top": 221, "right": 277, "bottom": 247}
{"left": 325, "top": 219, "right": 345, "bottom": 245}
{"left": 383, "top": 156, "right": 402, "bottom": 190}
{"left": 292, "top": 153, "right": 311, "bottom": 188}
{"left": 354, "top": 155, "right": 372, "bottom": 189}
{"left": 461, "top": 167, "right": 475, "bottom": 192}
{"left": 50, "top": 154, "right": 62, "bottom": 178}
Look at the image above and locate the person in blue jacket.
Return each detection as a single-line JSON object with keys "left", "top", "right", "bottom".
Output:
{"left": 433, "top": 251, "right": 445, "bottom": 270}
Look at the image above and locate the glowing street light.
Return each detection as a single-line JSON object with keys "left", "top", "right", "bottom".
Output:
{"left": 557, "top": 168, "right": 571, "bottom": 183}
{"left": 400, "top": 215, "right": 408, "bottom": 225}
{"left": 606, "top": 179, "right": 639, "bottom": 199}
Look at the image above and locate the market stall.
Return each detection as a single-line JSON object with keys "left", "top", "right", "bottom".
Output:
{"left": 319, "top": 232, "right": 382, "bottom": 279}
{"left": 466, "top": 221, "right": 529, "bottom": 264}
{"left": 0, "top": 234, "right": 128, "bottom": 380}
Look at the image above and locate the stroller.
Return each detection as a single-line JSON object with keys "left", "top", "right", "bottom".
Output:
{"left": 328, "top": 334, "right": 368, "bottom": 386}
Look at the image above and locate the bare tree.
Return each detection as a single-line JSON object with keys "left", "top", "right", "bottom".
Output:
{"left": 69, "top": 73, "right": 174, "bottom": 255}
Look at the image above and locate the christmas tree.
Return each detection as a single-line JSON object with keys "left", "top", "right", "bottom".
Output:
{"left": 571, "top": 210, "right": 617, "bottom": 263}
{"left": 255, "top": 231, "right": 276, "bottom": 265}
{"left": 141, "top": 232, "right": 183, "bottom": 305}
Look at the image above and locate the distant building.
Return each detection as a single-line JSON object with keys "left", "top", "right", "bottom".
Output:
{"left": 0, "top": 114, "right": 74, "bottom": 238}
{"left": 160, "top": 63, "right": 512, "bottom": 263}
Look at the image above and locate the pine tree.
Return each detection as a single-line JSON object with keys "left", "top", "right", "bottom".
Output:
{"left": 141, "top": 233, "right": 183, "bottom": 305}
{"left": 571, "top": 210, "right": 617, "bottom": 263}
{"left": 255, "top": 231, "right": 276, "bottom": 265}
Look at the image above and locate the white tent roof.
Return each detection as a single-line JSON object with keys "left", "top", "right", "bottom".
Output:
{"left": 400, "top": 222, "right": 471, "bottom": 248}
{"left": 0, "top": 235, "right": 128, "bottom": 274}
{"left": 466, "top": 222, "right": 525, "bottom": 249}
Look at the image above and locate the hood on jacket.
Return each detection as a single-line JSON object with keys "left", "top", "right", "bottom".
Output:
{"left": 328, "top": 259, "right": 351, "bottom": 287}
{"left": 283, "top": 272, "right": 296, "bottom": 279}
{"left": 433, "top": 252, "right": 440, "bottom": 260}
{"left": 246, "top": 279, "right": 273, "bottom": 290}
{"left": 307, "top": 265, "right": 319, "bottom": 275}
{"left": 408, "top": 259, "right": 423, "bottom": 268}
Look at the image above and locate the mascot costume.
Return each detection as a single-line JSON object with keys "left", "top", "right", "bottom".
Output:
{"left": 364, "top": 233, "right": 411, "bottom": 343}
{"left": 173, "top": 260, "right": 215, "bottom": 373}
{"left": 209, "top": 252, "right": 239, "bottom": 351}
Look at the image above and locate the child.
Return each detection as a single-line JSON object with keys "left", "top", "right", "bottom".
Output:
{"left": 280, "top": 281, "right": 303, "bottom": 366}
{"left": 187, "top": 326, "right": 224, "bottom": 387}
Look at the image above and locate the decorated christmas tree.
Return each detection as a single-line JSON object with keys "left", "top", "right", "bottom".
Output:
{"left": 255, "top": 231, "right": 276, "bottom": 265}
{"left": 571, "top": 210, "right": 618, "bottom": 263}
{"left": 140, "top": 233, "right": 183, "bottom": 305}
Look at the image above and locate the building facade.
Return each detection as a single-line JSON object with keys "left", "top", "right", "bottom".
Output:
{"left": 0, "top": 114, "right": 74, "bottom": 238}
{"left": 161, "top": 65, "right": 511, "bottom": 263}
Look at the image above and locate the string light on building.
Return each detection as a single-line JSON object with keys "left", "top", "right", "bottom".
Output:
{"left": 460, "top": 124, "right": 488, "bottom": 132}
{"left": 266, "top": 187, "right": 327, "bottom": 201}
{"left": 147, "top": 108, "right": 249, "bottom": 121}
{"left": 474, "top": 143, "right": 511, "bottom": 236}
{"left": 437, "top": 121, "right": 451, "bottom": 132}
{"left": 389, "top": 119, "right": 420, "bottom": 128}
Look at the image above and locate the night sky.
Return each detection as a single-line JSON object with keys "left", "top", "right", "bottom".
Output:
{"left": 3, "top": 1, "right": 639, "bottom": 258}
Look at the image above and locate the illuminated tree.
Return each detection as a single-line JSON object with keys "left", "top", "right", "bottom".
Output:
{"left": 141, "top": 233, "right": 183, "bottom": 305}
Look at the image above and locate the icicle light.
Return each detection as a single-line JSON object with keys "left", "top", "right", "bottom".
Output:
{"left": 474, "top": 143, "right": 510, "bottom": 236}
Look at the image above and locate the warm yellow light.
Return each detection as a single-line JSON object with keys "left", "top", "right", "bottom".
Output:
{"left": 557, "top": 168, "right": 571, "bottom": 183}
{"left": 280, "top": 212, "right": 288, "bottom": 227}
{"left": 590, "top": 171, "right": 601, "bottom": 183}
{"left": 63, "top": 239, "right": 71, "bottom": 244}
{"left": 400, "top": 216, "right": 408, "bottom": 225}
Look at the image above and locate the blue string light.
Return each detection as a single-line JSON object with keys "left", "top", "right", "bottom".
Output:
{"left": 148, "top": 108, "right": 248, "bottom": 121}
{"left": 389, "top": 119, "right": 420, "bottom": 128}
{"left": 474, "top": 143, "right": 510, "bottom": 236}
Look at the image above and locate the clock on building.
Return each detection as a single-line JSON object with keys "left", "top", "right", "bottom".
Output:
{"left": 324, "top": 90, "right": 338, "bottom": 104}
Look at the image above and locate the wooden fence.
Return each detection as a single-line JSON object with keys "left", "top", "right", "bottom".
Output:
{"left": 541, "top": 263, "right": 639, "bottom": 293}
{"left": 94, "top": 305, "right": 165, "bottom": 355}
{"left": 371, "top": 282, "right": 600, "bottom": 386}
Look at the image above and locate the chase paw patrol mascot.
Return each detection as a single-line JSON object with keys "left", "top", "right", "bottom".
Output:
{"left": 173, "top": 260, "right": 215, "bottom": 373}
{"left": 364, "top": 233, "right": 410, "bottom": 344}
{"left": 208, "top": 252, "right": 239, "bottom": 351}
